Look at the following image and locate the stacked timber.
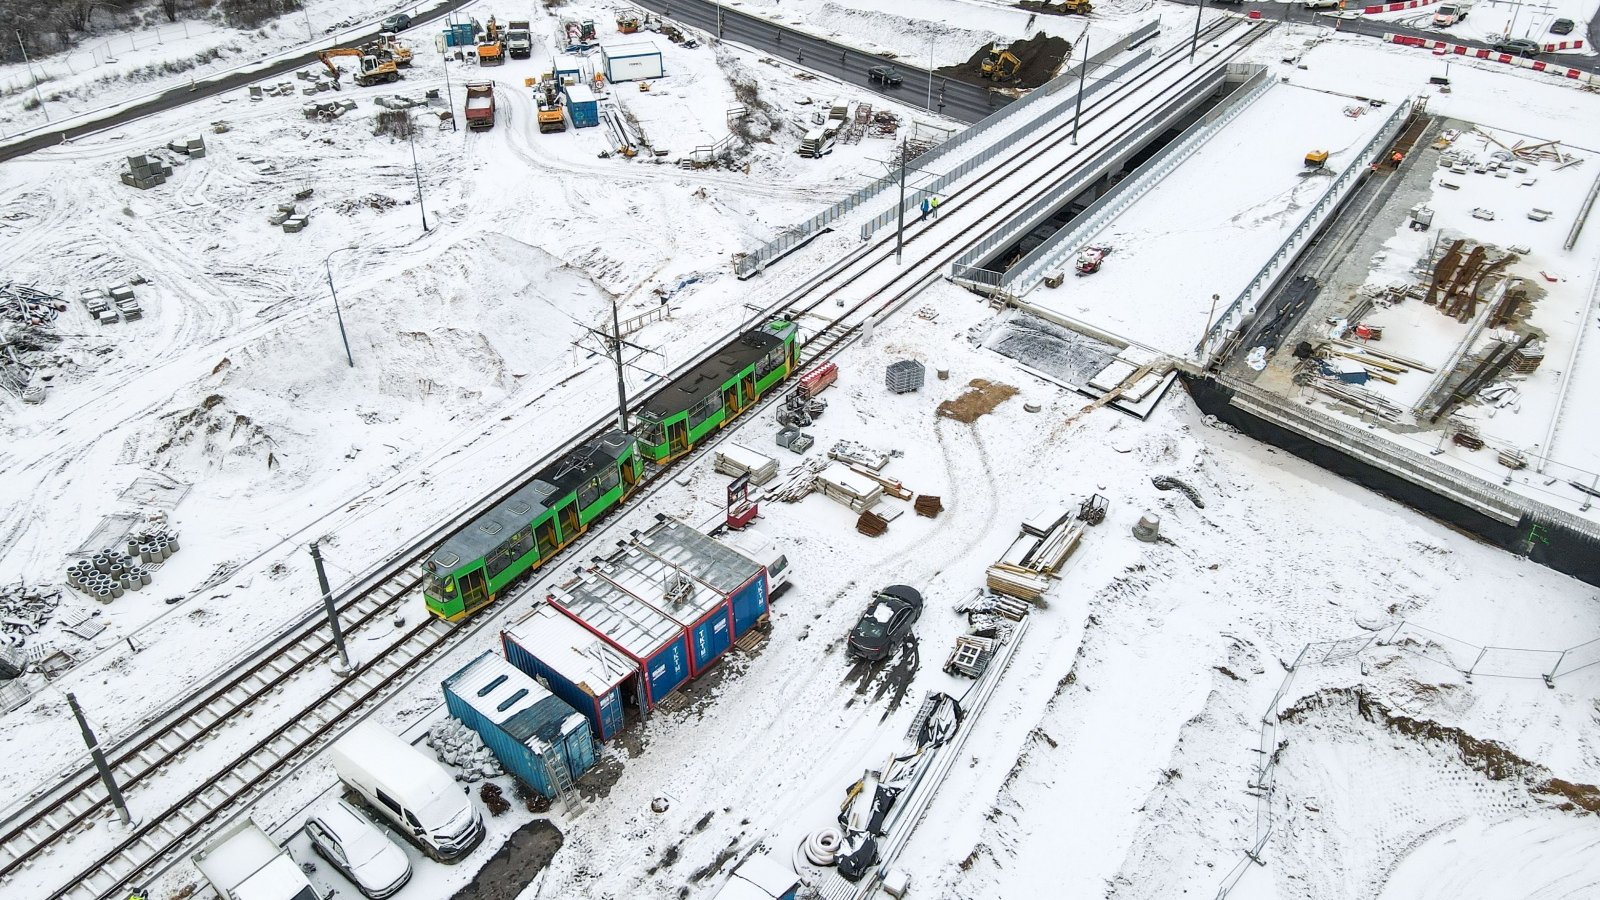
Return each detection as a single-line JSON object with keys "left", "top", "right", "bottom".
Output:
{"left": 816, "top": 463, "right": 883, "bottom": 512}
{"left": 986, "top": 508, "right": 1085, "bottom": 603}
{"left": 714, "top": 443, "right": 780, "bottom": 485}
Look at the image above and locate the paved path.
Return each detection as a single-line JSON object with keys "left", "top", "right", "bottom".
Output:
{"left": 0, "top": 0, "right": 476, "bottom": 163}
{"left": 632, "top": 0, "right": 1014, "bottom": 124}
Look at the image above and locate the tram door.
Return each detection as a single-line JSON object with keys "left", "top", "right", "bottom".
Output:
{"left": 667, "top": 420, "right": 689, "bottom": 457}
{"left": 534, "top": 515, "right": 560, "bottom": 558}
{"left": 557, "top": 501, "right": 581, "bottom": 542}
{"left": 459, "top": 569, "right": 488, "bottom": 613}
{"left": 722, "top": 384, "right": 741, "bottom": 419}
{"left": 621, "top": 459, "right": 639, "bottom": 493}
{"left": 738, "top": 372, "right": 757, "bottom": 406}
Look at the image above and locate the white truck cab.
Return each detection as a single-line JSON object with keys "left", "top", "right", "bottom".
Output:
{"left": 1433, "top": 0, "right": 1473, "bottom": 26}
{"left": 193, "top": 819, "right": 319, "bottom": 900}
{"left": 723, "top": 532, "right": 791, "bottom": 596}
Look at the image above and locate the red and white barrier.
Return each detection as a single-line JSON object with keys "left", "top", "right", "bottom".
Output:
{"left": 1383, "top": 33, "right": 1600, "bottom": 83}
{"left": 1361, "top": 0, "right": 1440, "bottom": 14}
{"left": 1544, "top": 39, "right": 1586, "bottom": 52}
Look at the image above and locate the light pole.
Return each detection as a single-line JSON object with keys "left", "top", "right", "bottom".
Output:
{"left": 896, "top": 139, "right": 908, "bottom": 263}
{"left": 1190, "top": 0, "right": 1207, "bottom": 63}
{"left": 716, "top": 0, "right": 724, "bottom": 38}
{"left": 441, "top": 13, "right": 458, "bottom": 132}
{"left": 302, "top": 5, "right": 314, "bottom": 41}
{"left": 926, "top": 35, "right": 934, "bottom": 112}
{"left": 1072, "top": 30, "right": 1090, "bottom": 145}
{"left": 324, "top": 247, "right": 359, "bottom": 367}
{"left": 16, "top": 30, "right": 49, "bottom": 122}
{"left": 407, "top": 122, "right": 429, "bottom": 232}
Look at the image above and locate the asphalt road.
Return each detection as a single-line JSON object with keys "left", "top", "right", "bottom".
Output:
{"left": 1178, "top": 0, "right": 1600, "bottom": 74}
{"left": 632, "top": 0, "right": 1014, "bottom": 124}
{"left": 0, "top": 0, "right": 476, "bottom": 163}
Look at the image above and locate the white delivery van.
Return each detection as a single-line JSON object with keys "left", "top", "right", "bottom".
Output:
{"left": 328, "top": 721, "right": 484, "bottom": 862}
{"left": 193, "top": 818, "right": 318, "bottom": 900}
{"left": 1433, "top": 0, "right": 1473, "bottom": 26}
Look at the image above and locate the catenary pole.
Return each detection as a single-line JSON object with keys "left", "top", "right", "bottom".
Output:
{"left": 310, "top": 542, "right": 353, "bottom": 672}
{"left": 68, "top": 693, "right": 132, "bottom": 825}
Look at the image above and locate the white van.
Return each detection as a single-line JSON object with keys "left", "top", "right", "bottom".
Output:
{"left": 328, "top": 722, "right": 483, "bottom": 863}
{"left": 724, "top": 532, "right": 792, "bottom": 596}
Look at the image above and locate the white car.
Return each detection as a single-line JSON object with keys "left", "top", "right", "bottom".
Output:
{"left": 306, "top": 800, "right": 412, "bottom": 899}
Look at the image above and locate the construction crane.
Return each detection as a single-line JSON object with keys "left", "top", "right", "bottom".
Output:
{"left": 316, "top": 48, "right": 401, "bottom": 87}
{"left": 980, "top": 42, "right": 1023, "bottom": 82}
{"left": 478, "top": 15, "right": 505, "bottom": 66}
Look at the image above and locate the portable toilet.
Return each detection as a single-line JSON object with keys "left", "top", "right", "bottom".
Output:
{"left": 565, "top": 83, "right": 600, "bottom": 129}
{"left": 549, "top": 572, "right": 692, "bottom": 709}
{"left": 503, "top": 602, "right": 635, "bottom": 741}
{"left": 442, "top": 651, "right": 597, "bottom": 798}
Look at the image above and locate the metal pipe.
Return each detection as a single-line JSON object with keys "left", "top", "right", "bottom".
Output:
{"left": 1072, "top": 32, "right": 1090, "bottom": 145}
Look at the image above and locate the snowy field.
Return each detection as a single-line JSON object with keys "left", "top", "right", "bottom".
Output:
{"left": 1370, "top": 0, "right": 1600, "bottom": 53}
{"left": 1022, "top": 81, "right": 1391, "bottom": 359}
{"left": 2, "top": 7, "right": 1600, "bottom": 900}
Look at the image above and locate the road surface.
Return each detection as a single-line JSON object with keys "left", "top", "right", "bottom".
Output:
{"left": 0, "top": 0, "right": 476, "bottom": 163}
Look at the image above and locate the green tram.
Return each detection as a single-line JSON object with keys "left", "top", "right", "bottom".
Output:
{"left": 423, "top": 431, "right": 642, "bottom": 621}
{"left": 633, "top": 318, "right": 799, "bottom": 463}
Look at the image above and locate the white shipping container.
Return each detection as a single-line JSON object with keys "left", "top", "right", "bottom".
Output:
{"left": 602, "top": 41, "right": 664, "bottom": 82}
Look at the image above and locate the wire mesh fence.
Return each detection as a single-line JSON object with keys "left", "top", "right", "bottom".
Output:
{"left": 1216, "top": 623, "right": 1600, "bottom": 899}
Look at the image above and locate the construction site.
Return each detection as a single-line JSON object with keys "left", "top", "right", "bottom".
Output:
{"left": 1, "top": 2, "right": 1598, "bottom": 900}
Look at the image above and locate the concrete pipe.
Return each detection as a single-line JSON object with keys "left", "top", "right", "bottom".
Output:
{"left": 95, "top": 587, "right": 112, "bottom": 601}
{"left": 166, "top": 535, "right": 180, "bottom": 552}
{"left": 157, "top": 542, "right": 171, "bottom": 561}
{"left": 140, "top": 546, "right": 154, "bottom": 563}
{"left": 126, "top": 540, "right": 140, "bottom": 557}
{"left": 94, "top": 556, "right": 111, "bottom": 574}
{"left": 109, "top": 583, "right": 125, "bottom": 599}
{"left": 138, "top": 570, "right": 152, "bottom": 586}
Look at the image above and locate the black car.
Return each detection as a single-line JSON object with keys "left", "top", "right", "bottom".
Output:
{"left": 847, "top": 585, "right": 923, "bottom": 660}
{"left": 868, "top": 65, "right": 904, "bottom": 87}
{"left": 1551, "top": 18, "right": 1574, "bottom": 34}
{"left": 381, "top": 13, "right": 412, "bottom": 32}
{"left": 1490, "top": 36, "right": 1541, "bottom": 57}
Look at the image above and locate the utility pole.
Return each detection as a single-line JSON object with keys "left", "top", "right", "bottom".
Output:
{"left": 925, "top": 35, "right": 934, "bottom": 112}
{"left": 1190, "top": 0, "right": 1207, "bottom": 63}
{"left": 310, "top": 542, "right": 353, "bottom": 673}
{"left": 441, "top": 16, "right": 458, "bottom": 132}
{"left": 1072, "top": 31, "right": 1090, "bottom": 145}
{"left": 407, "top": 123, "right": 429, "bottom": 232}
{"left": 610, "top": 299, "right": 629, "bottom": 432}
{"left": 895, "top": 139, "right": 908, "bottom": 264}
{"left": 67, "top": 693, "right": 133, "bottom": 826}
{"left": 323, "top": 247, "right": 358, "bottom": 367}
{"left": 16, "top": 30, "right": 49, "bottom": 122}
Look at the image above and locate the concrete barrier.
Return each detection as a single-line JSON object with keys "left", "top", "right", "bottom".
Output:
{"left": 1383, "top": 33, "right": 1599, "bottom": 83}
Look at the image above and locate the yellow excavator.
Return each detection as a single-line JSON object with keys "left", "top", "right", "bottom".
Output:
{"left": 980, "top": 42, "right": 1022, "bottom": 82}
{"left": 364, "top": 33, "right": 413, "bottom": 67}
{"left": 478, "top": 16, "right": 505, "bottom": 66}
{"left": 535, "top": 78, "right": 566, "bottom": 133}
{"left": 317, "top": 48, "right": 400, "bottom": 87}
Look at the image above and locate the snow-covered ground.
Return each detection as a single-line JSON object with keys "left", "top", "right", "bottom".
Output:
{"left": 3, "top": 8, "right": 1600, "bottom": 900}
{"left": 1370, "top": 0, "right": 1600, "bottom": 53}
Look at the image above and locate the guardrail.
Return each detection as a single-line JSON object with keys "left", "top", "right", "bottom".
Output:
{"left": 732, "top": 20, "right": 1160, "bottom": 278}
{"left": 949, "top": 65, "right": 1270, "bottom": 292}
{"left": 1195, "top": 97, "right": 1413, "bottom": 363}
{"left": 856, "top": 49, "right": 1155, "bottom": 242}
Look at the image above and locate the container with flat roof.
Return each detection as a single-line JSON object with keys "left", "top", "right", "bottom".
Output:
{"left": 600, "top": 40, "right": 663, "bottom": 82}
{"left": 442, "top": 651, "right": 597, "bottom": 798}
{"left": 594, "top": 539, "right": 736, "bottom": 675}
{"left": 550, "top": 571, "right": 692, "bottom": 708}
{"left": 503, "top": 601, "right": 636, "bottom": 741}
{"left": 633, "top": 516, "right": 774, "bottom": 638}
{"left": 192, "top": 818, "right": 317, "bottom": 900}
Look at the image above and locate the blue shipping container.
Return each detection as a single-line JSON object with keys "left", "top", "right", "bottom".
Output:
{"left": 444, "top": 23, "right": 476, "bottom": 47}
{"left": 442, "top": 651, "right": 597, "bottom": 799}
{"left": 502, "top": 603, "right": 633, "bottom": 741}
{"left": 565, "top": 84, "right": 599, "bottom": 129}
{"left": 727, "top": 571, "right": 769, "bottom": 638}
{"left": 553, "top": 575, "right": 693, "bottom": 708}
{"left": 687, "top": 607, "right": 733, "bottom": 671}
{"left": 643, "top": 633, "right": 692, "bottom": 704}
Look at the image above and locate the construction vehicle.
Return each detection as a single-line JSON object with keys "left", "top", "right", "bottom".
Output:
{"left": 478, "top": 16, "right": 505, "bottom": 66}
{"left": 980, "top": 43, "right": 1023, "bottom": 82}
{"left": 618, "top": 13, "right": 641, "bottom": 34}
{"left": 1304, "top": 149, "right": 1329, "bottom": 170}
{"left": 1432, "top": 0, "right": 1473, "bottom": 26}
{"left": 317, "top": 48, "right": 400, "bottom": 87}
{"left": 535, "top": 79, "right": 566, "bottom": 133}
{"left": 1075, "top": 245, "right": 1110, "bottom": 275}
{"left": 365, "top": 32, "right": 413, "bottom": 67}
{"left": 505, "top": 20, "right": 532, "bottom": 59}
{"left": 465, "top": 82, "right": 497, "bottom": 130}
{"left": 1056, "top": 0, "right": 1094, "bottom": 13}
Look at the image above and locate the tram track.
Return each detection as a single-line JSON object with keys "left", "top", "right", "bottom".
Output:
{"left": 0, "top": 19, "right": 1268, "bottom": 899}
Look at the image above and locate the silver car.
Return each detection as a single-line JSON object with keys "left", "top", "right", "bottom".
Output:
{"left": 306, "top": 800, "right": 412, "bottom": 899}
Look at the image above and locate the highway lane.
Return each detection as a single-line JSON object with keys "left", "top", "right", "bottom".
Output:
{"left": 631, "top": 0, "right": 1015, "bottom": 124}
{"left": 0, "top": 0, "right": 476, "bottom": 163}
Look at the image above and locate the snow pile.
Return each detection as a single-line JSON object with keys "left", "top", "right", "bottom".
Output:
{"left": 426, "top": 719, "right": 504, "bottom": 783}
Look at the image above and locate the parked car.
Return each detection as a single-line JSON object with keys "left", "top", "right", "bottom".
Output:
{"left": 847, "top": 585, "right": 923, "bottom": 660}
{"left": 306, "top": 800, "right": 413, "bottom": 899}
{"left": 1490, "top": 36, "right": 1541, "bottom": 57}
{"left": 381, "top": 13, "right": 412, "bottom": 32}
{"left": 1551, "top": 18, "right": 1575, "bottom": 34}
{"left": 868, "top": 65, "right": 904, "bottom": 87}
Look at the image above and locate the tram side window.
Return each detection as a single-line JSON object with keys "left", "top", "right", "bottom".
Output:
{"left": 687, "top": 392, "right": 720, "bottom": 429}
{"left": 637, "top": 420, "right": 665, "bottom": 447}
{"left": 597, "top": 465, "right": 620, "bottom": 493}
{"left": 486, "top": 528, "right": 534, "bottom": 579}
{"left": 577, "top": 477, "right": 602, "bottom": 510}
{"left": 756, "top": 347, "right": 783, "bottom": 377}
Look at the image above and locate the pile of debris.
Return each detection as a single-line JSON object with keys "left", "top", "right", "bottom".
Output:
{"left": 0, "top": 284, "right": 63, "bottom": 404}
{"left": 268, "top": 202, "right": 312, "bottom": 234}
{"left": 303, "top": 98, "right": 359, "bottom": 121}
{"left": 2, "top": 282, "right": 65, "bottom": 327}
{"left": 868, "top": 110, "right": 899, "bottom": 140}
{"left": 946, "top": 590, "right": 1028, "bottom": 677}
{"left": 1, "top": 584, "right": 63, "bottom": 650}
{"left": 427, "top": 719, "right": 504, "bottom": 782}
{"left": 81, "top": 282, "right": 143, "bottom": 325}
{"left": 250, "top": 81, "right": 304, "bottom": 100}
{"left": 120, "top": 153, "right": 173, "bottom": 190}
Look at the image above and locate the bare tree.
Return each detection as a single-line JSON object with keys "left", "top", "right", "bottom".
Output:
{"left": 161, "top": 0, "right": 179, "bottom": 23}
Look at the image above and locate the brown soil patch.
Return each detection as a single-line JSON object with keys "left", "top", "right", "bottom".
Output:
{"left": 937, "top": 379, "right": 1019, "bottom": 423}
{"left": 937, "top": 33, "right": 1074, "bottom": 91}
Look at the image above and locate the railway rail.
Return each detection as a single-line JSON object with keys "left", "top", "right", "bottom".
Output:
{"left": 0, "top": 19, "right": 1267, "bottom": 900}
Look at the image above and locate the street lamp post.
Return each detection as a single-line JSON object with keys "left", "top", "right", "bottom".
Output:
{"left": 15, "top": 30, "right": 49, "bottom": 122}
{"left": 407, "top": 122, "right": 429, "bottom": 232}
{"left": 324, "top": 247, "right": 359, "bottom": 368}
{"left": 1072, "top": 31, "right": 1090, "bottom": 145}
{"left": 926, "top": 35, "right": 934, "bottom": 112}
{"left": 441, "top": 13, "right": 458, "bottom": 132}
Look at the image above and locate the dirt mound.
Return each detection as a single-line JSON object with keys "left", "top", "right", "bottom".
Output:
{"left": 938, "top": 34, "right": 1074, "bottom": 91}
{"left": 938, "top": 379, "right": 1019, "bottom": 423}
